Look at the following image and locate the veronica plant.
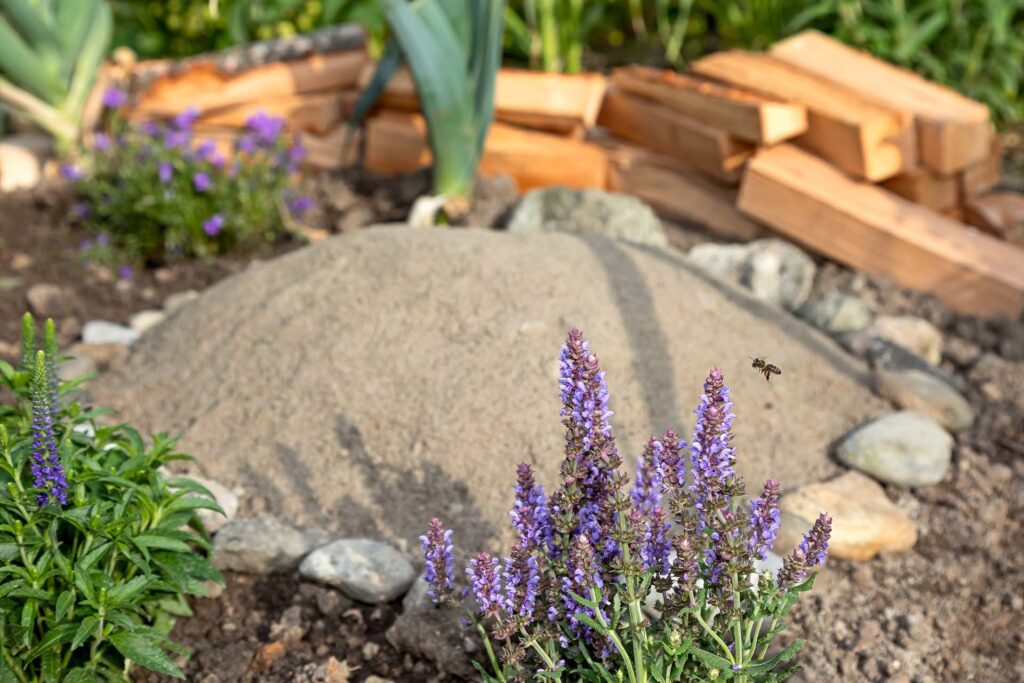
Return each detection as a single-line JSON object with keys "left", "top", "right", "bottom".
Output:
{"left": 66, "top": 94, "right": 313, "bottom": 266}
{"left": 353, "top": 0, "right": 505, "bottom": 212}
{"left": 0, "top": 313, "right": 224, "bottom": 681}
{"left": 421, "top": 330, "right": 831, "bottom": 682}
{"left": 0, "top": 0, "right": 112, "bottom": 150}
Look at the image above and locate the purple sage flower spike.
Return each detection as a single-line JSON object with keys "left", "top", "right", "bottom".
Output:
{"left": 419, "top": 518, "right": 456, "bottom": 605}
{"left": 777, "top": 513, "right": 832, "bottom": 591}
{"left": 689, "top": 368, "right": 738, "bottom": 532}
{"left": 467, "top": 552, "right": 503, "bottom": 617}
{"left": 30, "top": 351, "right": 67, "bottom": 507}
{"left": 502, "top": 543, "right": 541, "bottom": 620}
{"left": 631, "top": 437, "right": 664, "bottom": 513}
{"left": 510, "top": 463, "right": 549, "bottom": 550}
{"left": 748, "top": 479, "right": 781, "bottom": 561}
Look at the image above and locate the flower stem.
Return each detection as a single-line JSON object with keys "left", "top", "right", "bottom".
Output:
{"left": 476, "top": 623, "right": 506, "bottom": 682}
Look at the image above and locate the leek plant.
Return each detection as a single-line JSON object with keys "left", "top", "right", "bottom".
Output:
{"left": 354, "top": 0, "right": 505, "bottom": 214}
{"left": 0, "top": 0, "right": 113, "bottom": 151}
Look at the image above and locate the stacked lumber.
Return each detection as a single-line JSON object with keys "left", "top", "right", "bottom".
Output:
{"left": 126, "top": 24, "right": 369, "bottom": 170}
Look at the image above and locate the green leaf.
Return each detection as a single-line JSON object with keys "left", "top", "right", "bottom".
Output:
{"left": 132, "top": 534, "right": 192, "bottom": 554}
{"left": 107, "top": 576, "right": 153, "bottom": 607}
{"left": 24, "top": 623, "right": 78, "bottom": 663}
{"left": 741, "top": 639, "right": 805, "bottom": 675}
{"left": 63, "top": 669, "right": 105, "bottom": 683}
{"left": 55, "top": 589, "right": 75, "bottom": 622}
{"left": 108, "top": 631, "right": 184, "bottom": 679}
{"left": 690, "top": 645, "right": 735, "bottom": 672}
{"left": 71, "top": 616, "right": 99, "bottom": 650}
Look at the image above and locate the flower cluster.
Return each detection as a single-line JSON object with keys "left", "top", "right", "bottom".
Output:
{"left": 65, "top": 88, "right": 315, "bottom": 267}
{"left": 419, "top": 330, "right": 832, "bottom": 682}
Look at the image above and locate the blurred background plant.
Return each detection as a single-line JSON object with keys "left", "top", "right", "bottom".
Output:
{"left": 0, "top": 0, "right": 112, "bottom": 150}
{"left": 354, "top": 0, "right": 505, "bottom": 214}
{"left": 67, "top": 95, "right": 313, "bottom": 267}
{"left": 110, "top": 0, "right": 388, "bottom": 59}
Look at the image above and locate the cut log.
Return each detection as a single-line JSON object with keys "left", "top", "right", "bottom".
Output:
{"left": 881, "top": 168, "right": 959, "bottom": 211}
{"left": 691, "top": 50, "right": 914, "bottom": 181}
{"left": 962, "top": 192, "right": 1024, "bottom": 246}
{"left": 363, "top": 112, "right": 607, "bottom": 191}
{"left": 133, "top": 49, "right": 367, "bottom": 118}
{"left": 196, "top": 91, "right": 359, "bottom": 135}
{"left": 597, "top": 89, "right": 753, "bottom": 184}
{"left": 359, "top": 65, "right": 606, "bottom": 136}
{"left": 611, "top": 65, "right": 807, "bottom": 144}
{"left": 959, "top": 139, "right": 1002, "bottom": 199}
{"left": 299, "top": 125, "right": 359, "bottom": 170}
{"left": 737, "top": 144, "right": 1024, "bottom": 317}
{"left": 770, "top": 30, "right": 993, "bottom": 174}
{"left": 595, "top": 134, "right": 765, "bottom": 241}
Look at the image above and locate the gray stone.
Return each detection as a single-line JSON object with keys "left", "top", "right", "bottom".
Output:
{"left": 58, "top": 350, "right": 97, "bottom": 381}
{"left": 129, "top": 309, "right": 166, "bottom": 335}
{"left": 26, "top": 283, "right": 77, "bottom": 318}
{"left": 0, "top": 133, "right": 52, "bottom": 191}
{"left": 863, "top": 316, "right": 943, "bottom": 365}
{"left": 93, "top": 228, "right": 885, "bottom": 551}
{"left": 800, "top": 291, "right": 872, "bottom": 334}
{"left": 299, "top": 539, "right": 415, "bottom": 603}
{"left": 164, "top": 289, "right": 199, "bottom": 312}
{"left": 67, "top": 342, "right": 128, "bottom": 371}
{"left": 387, "top": 603, "right": 475, "bottom": 678}
{"left": 213, "top": 516, "right": 331, "bottom": 573}
{"left": 81, "top": 320, "right": 139, "bottom": 346}
{"left": 874, "top": 369, "right": 974, "bottom": 432}
{"left": 836, "top": 411, "right": 954, "bottom": 487}
{"left": 689, "top": 238, "right": 815, "bottom": 311}
{"left": 507, "top": 187, "right": 668, "bottom": 247}
{"left": 402, "top": 574, "right": 430, "bottom": 612}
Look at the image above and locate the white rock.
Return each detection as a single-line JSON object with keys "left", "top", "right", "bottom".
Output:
{"left": 874, "top": 369, "right": 974, "bottom": 432}
{"left": 0, "top": 133, "right": 51, "bottom": 191}
{"left": 81, "top": 320, "right": 139, "bottom": 346}
{"left": 164, "top": 289, "right": 199, "bottom": 312}
{"left": 213, "top": 516, "right": 331, "bottom": 573}
{"left": 864, "top": 315, "right": 943, "bottom": 365}
{"left": 300, "top": 539, "right": 416, "bottom": 604}
{"left": 836, "top": 411, "right": 953, "bottom": 487}
{"left": 129, "top": 309, "right": 166, "bottom": 334}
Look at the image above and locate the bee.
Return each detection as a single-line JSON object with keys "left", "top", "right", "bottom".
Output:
{"left": 750, "top": 357, "right": 782, "bottom": 382}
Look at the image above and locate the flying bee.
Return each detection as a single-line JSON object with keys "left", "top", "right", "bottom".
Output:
{"left": 750, "top": 357, "right": 782, "bottom": 382}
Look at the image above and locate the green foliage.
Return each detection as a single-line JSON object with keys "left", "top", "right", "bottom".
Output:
{"left": 110, "top": 0, "right": 387, "bottom": 59}
{"left": 354, "top": 0, "right": 506, "bottom": 202}
{"left": 504, "top": 0, "right": 606, "bottom": 73}
{"left": 0, "top": 0, "right": 112, "bottom": 149}
{"left": 66, "top": 104, "right": 310, "bottom": 267}
{"left": 0, "top": 313, "right": 224, "bottom": 681}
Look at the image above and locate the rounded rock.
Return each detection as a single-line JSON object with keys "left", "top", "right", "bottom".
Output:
{"left": 299, "top": 539, "right": 415, "bottom": 604}
{"left": 836, "top": 411, "right": 953, "bottom": 487}
{"left": 213, "top": 515, "right": 331, "bottom": 573}
{"left": 864, "top": 315, "right": 943, "bottom": 365}
{"left": 874, "top": 369, "right": 974, "bottom": 432}
{"left": 507, "top": 187, "right": 668, "bottom": 247}
{"left": 800, "top": 291, "right": 872, "bottom": 334}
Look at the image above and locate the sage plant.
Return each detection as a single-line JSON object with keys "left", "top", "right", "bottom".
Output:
{"left": 421, "top": 330, "right": 831, "bottom": 682}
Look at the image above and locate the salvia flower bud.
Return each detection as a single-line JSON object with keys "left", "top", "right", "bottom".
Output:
{"left": 747, "top": 479, "right": 781, "bottom": 561}
{"left": 630, "top": 437, "right": 664, "bottom": 513}
{"left": 777, "top": 513, "right": 832, "bottom": 591}
{"left": 467, "top": 552, "right": 503, "bottom": 616}
{"left": 419, "top": 518, "right": 456, "bottom": 605}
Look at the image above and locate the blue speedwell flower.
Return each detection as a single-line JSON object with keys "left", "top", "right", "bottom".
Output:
{"left": 29, "top": 352, "right": 67, "bottom": 507}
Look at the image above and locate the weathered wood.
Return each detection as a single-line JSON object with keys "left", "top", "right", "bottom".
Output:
{"left": 595, "top": 134, "right": 765, "bottom": 241}
{"left": 359, "top": 65, "right": 606, "bottom": 136}
{"left": 771, "top": 30, "right": 993, "bottom": 174}
{"left": 133, "top": 49, "right": 367, "bottom": 118}
{"left": 611, "top": 65, "right": 807, "bottom": 144}
{"left": 597, "top": 88, "right": 753, "bottom": 185}
{"left": 959, "top": 139, "right": 1003, "bottom": 199}
{"left": 196, "top": 91, "right": 359, "bottom": 135}
{"left": 881, "top": 168, "right": 959, "bottom": 211}
{"left": 963, "top": 192, "right": 1024, "bottom": 246}
{"left": 692, "top": 50, "right": 915, "bottom": 181}
{"left": 299, "top": 125, "right": 360, "bottom": 170}
{"left": 363, "top": 112, "right": 608, "bottom": 191}
{"left": 737, "top": 144, "right": 1024, "bottom": 317}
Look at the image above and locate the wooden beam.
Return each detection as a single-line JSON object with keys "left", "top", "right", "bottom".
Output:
{"left": 359, "top": 65, "right": 607, "bottom": 136}
{"left": 770, "top": 30, "right": 993, "bottom": 174}
{"left": 196, "top": 91, "right": 359, "bottom": 135}
{"left": 959, "top": 139, "right": 1002, "bottom": 199}
{"left": 881, "top": 168, "right": 959, "bottom": 211}
{"left": 963, "top": 192, "right": 1024, "bottom": 246}
{"left": 133, "top": 49, "right": 367, "bottom": 118}
{"left": 363, "top": 112, "right": 608, "bottom": 191}
{"left": 737, "top": 144, "right": 1024, "bottom": 317}
{"left": 611, "top": 65, "right": 807, "bottom": 144}
{"left": 597, "top": 88, "right": 753, "bottom": 185}
{"left": 597, "top": 135, "right": 766, "bottom": 241}
{"left": 299, "top": 125, "right": 359, "bottom": 170}
{"left": 691, "top": 50, "right": 915, "bottom": 181}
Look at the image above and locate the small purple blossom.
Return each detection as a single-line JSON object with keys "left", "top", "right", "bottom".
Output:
{"left": 164, "top": 129, "right": 191, "bottom": 149}
{"left": 102, "top": 87, "right": 128, "bottom": 109}
{"left": 236, "top": 134, "right": 257, "bottom": 154}
{"left": 79, "top": 239, "right": 93, "bottom": 251}
{"left": 193, "top": 172, "right": 211, "bottom": 192}
{"left": 287, "top": 195, "right": 315, "bottom": 216}
{"left": 92, "top": 132, "right": 112, "bottom": 152}
{"left": 748, "top": 480, "right": 781, "bottom": 561}
{"left": 196, "top": 139, "right": 217, "bottom": 160}
{"left": 173, "top": 106, "right": 200, "bottom": 131}
{"left": 510, "top": 463, "right": 549, "bottom": 550}
{"left": 631, "top": 437, "right": 664, "bottom": 513}
{"left": 642, "top": 506, "right": 672, "bottom": 575}
{"left": 420, "top": 518, "right": 456, "bottom": 604}
{"left": 71, "top": 202, "right": 90, "bottom": 220}
{"left": 140, "top": 121, "right": 160, "bottom": 137}
{"left": 778, "top": 513, "right": 832, "bottom": 591}
{"left": 158, "top": 161, "right": 173, "bottom": 184}
{"left": 118, "top": 265, "right": 134, "bottom": 281}
{"left": 288, "top": 140, "right": 306, "bottom": 163}
{"left": 689, "top": 368, "right": 738, "bottom": 532}
{"left": 29, "top": 352, "right": 67, "bottom": 507}
{"left": 467, "top": 552, "right": 503, "bottom": 616}
{"left": 60, "top": 164, "right": 83, "bottom": 182}
{"left": 96, "top": 234, "right": 110, "bottom": 247}
{"left": 244, "top": 111, "right": 285, "bottom": 144}
{"left": 202, "top": 213, "right": 225, "bottom": 236}
{"left": 503, "top": 543, "right": 541, "bottom": 620}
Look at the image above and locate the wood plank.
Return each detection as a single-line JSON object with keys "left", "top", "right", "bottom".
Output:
{"left": 611, "top": 65, "right": 807, "bottom": 144}
{"left": 134, "top": 49, "right": 367, "bottom": 118}
{"left": 737, "top": 144, "right": 1024, "bottom": 317}
{"left": 364, "top": 112, "right": 608, "bottom": 191}
{"left": 359, "top": 65, "right": 607, "bottom": 136}
{"left": 691, "top": 50, "right": 915, "bottom": 181}
{"left": 597, "top": 88, "right": 753, "bottom": 184}
{"left": 881, "top": 168, "right": 959, "bottom": 211}
{"left": 596, "top": 135, "right": 766, "bottom": 241}
{"left": 770, "top": 30, "right": 993, "bottom": 174}
{"left": 963, "top": 192, "right": 1024, "bottom": 246}
{"left": 299, "top": 125, "right": 360, "bottom": 170}
{"left": 196, "top": 91, "right": 359, "bottom": 135}
{"left": 959, "top": 139, "right": 1002, "bottom": 199}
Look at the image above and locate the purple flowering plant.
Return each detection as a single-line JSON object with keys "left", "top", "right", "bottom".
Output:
{"left": 68, "top": 89, "right": 315, "bottom": 267}
{"left": 0, "top": 312, "right": 225, "bottom": 680}
{"left": 421, "top": 330, "right": 832, "bottom": 682}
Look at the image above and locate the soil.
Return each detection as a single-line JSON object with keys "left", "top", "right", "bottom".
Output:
{"left": 4, "top": 171, "right": 1024, "bottom": 682}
